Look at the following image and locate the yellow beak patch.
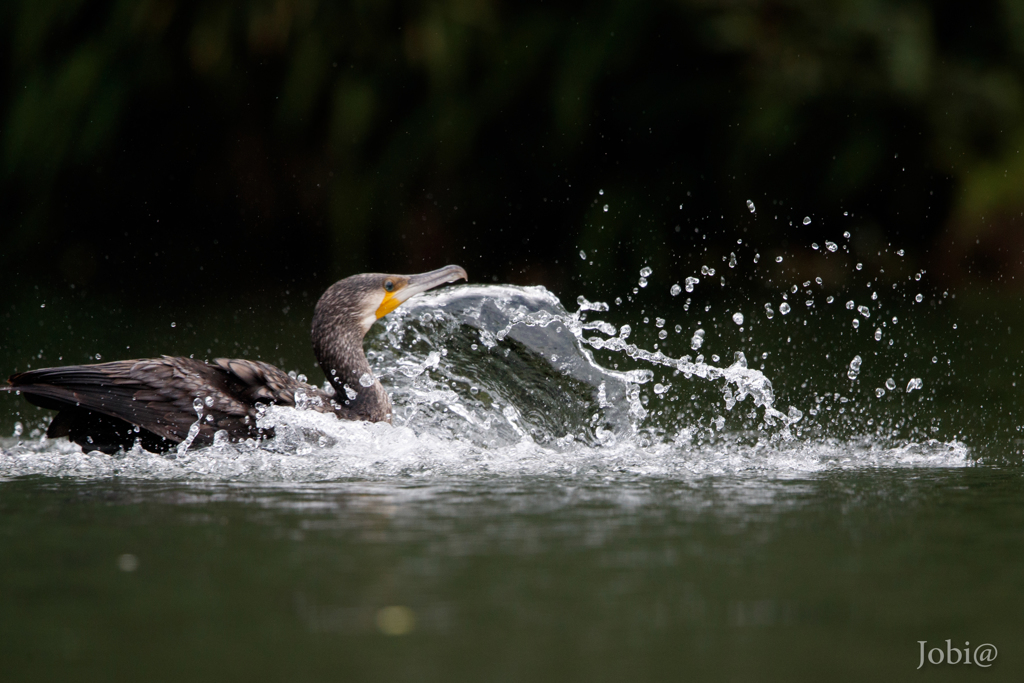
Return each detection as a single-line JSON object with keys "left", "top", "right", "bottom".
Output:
{"left": 375, "top": 290, "right": 403, "bottom": 319}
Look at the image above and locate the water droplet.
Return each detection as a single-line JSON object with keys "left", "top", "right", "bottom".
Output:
{"left": 876, "top": 388, "right": 885, "bottom": 398}
{"left": 823, "top": 241, "right": 837, "bottom": 253}
{"left": 638, "top": 277, "right": 648, "bottom": 288}
{"left": 885, "top": 378, "right": 896, "bottom": 390}
{"left": 359, "top": 373, "right": 375, "bottom": 387}
{"left": 846, "top": 300, "right": 855, "bottom": 310}
{"left": 906, "top": 378, "right": 923, "bottom": 393}
{"left": 204, "top": 395, "right": 214, "bottom": 407}
{"left": 732, "top": 312, "right": 744, "bottom": 325}
{"left": 897, "top": 249, "right": 905, "bottom": 256}
{"left": 674, "top": 324, "right": 682, "bottom": 333}
{"left": 614, "top": 297, "right": 622, "bottom": 306}
{"left": 690, "top": 329, "right": 705, "bottom": 350}
{"left": 728, "top": 252, "right": 737, "bottom": 268}
{"left": 874, "top": 328, "right": 882, "bottom": 341}
{"left": 653, "top": 383, "right": 666, "bottom": 395}
{"left": 764, "top": 303, "right": 774, "bottom": 319}
{"left": 857, "top": 305, "right": 870, "bottom": 318}
{"left": 775, "top": 256, "right": 783, "bottom": 263}
{"left": 811, "top": 243, "right": 819, "bottom": 250}
{"left": 670, "top": 284, "right": 682, "bottom": 296}
{"left": 640, "top": 266, "right": 652, "bottom": 277}
{"left": 94, "top": 353, "right": 102, "bottom": 361}
{"left": 805, "top": 300, "right": 813, "bottom": 307}
{"left": 753, "top": 253, "right": 760, "bottom": 263}
{"left": 579, "top": 250, "right": 586, "bottom": 260}
{"left": 470, "top": 386, "right": 479, "bottom": 395}
{"left": 599, "top": 189, "right": 604, "bottom": 195}
{"left": 826, "top": 296, "right": 834, "bottom": 303}
{"left": 932, "top": 356, "right": 938, "bottom": 363}
{"left": 847, "top": 355, "right": 862, "bottom": 380}
{"left": 915, "top": 293, "right": 923, "bottom": 302}
{"left": 852, "top": 319, "right": 860, "bottom": 329}
{"left": 40, "top": 303, "right": 45, "bottom": 308}
{"left": 843, "top": 231, "right": 851, "bottom": 239}
{"left": 746, "top": 199, "right": 756, "bottom": 213}
{"left": 658, "top": 329, "right": 667, "bottom": 339}
{"left": 655, "top": 317, "right": 665, "bottom": 328}
{"left": 779, "top": 302, "right": 791, "bottom": 315}
{"left": 684, "top": 276, "right": 699, "bottom": 292}
{"left": 170, "top": 322, "right": 176, "bottom": 328}
{"left": 13, "top": 421, "right": 23, "bottom": 437}
{"left": 803, "top": 216, "right": 811, "bottom": 225}
{"left": 603, "top": 204, "right": 609, "bottom": 212}
{"left": 855, "top": 263, "right": 863, "bottom": 271}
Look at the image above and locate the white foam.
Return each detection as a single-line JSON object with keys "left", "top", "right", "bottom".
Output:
{"left": 0, "top": 407, "right": 969, "bottom": 482}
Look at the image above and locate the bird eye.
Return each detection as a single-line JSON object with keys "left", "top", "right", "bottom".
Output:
{"left": 384, "top": 280, "right": 395, "bottom": 292}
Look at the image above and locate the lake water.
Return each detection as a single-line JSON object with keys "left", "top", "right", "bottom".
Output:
{"left": 2, "top": 255, "right": 1022, "bottom": 681}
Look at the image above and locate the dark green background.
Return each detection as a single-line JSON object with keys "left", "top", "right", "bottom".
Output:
{"left": 3, "top": 0, "right": 1024, "bottom": 307}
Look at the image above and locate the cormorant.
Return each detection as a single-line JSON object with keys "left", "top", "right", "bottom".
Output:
{"left": 2, "top": 265, "right": 467, "bottom": 454}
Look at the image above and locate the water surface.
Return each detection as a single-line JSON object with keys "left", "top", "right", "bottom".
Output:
{"left": 2, "top": 253, "right": 1022, "bottom": 681}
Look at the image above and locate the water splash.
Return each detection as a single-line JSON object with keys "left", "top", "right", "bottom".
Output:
{"left": 0, "top": 274, "right": 969, "bottom": 481}
{"left": 0, "top": 423, "right": 967, "bottom": 482}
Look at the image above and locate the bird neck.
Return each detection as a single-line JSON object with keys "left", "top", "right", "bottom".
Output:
{"left": 313, "top": 325, "right": 390, "bottom": 421}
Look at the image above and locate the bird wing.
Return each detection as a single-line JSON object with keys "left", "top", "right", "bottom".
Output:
{"left": 9, "top": 357, "right": 256, "bottom": 442}
{"left": 8, "top": 356, "right": 338, "bottom": 444}
{"left": 211, "top": 358, "right": 339, "bottom": 413}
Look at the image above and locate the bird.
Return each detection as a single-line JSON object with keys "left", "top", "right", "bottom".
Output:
{"left": 2, "top": 265, "right": 467, "bottom": 454}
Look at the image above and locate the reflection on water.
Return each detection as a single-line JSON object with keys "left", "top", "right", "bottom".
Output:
{"left": 2, "top": 470, "right": 1022, "bottom": 681}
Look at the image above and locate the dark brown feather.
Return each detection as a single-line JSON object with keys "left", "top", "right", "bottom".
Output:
{"left": 5, "top": 356, "right": 341, "bottom": 453}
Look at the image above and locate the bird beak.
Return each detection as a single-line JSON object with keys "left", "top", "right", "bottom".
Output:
{"left": 376, "top": 264, "right": 468, "bottom": 318}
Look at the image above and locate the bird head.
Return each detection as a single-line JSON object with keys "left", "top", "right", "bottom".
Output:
{"left": 316, "top": 265, "right": 468, "bottom": 337}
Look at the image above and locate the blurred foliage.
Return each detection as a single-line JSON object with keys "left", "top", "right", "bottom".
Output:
{"left": 3, "top": 0, "right": 1024, "bottom": 305}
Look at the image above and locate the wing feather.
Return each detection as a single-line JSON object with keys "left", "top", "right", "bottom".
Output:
{"left": 7, "top": 356, "right": 338, "bottom": 450}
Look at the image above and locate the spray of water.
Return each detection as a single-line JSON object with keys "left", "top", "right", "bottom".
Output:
{"left": 0, "top": 216, "right": 969, "bottom": 480}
